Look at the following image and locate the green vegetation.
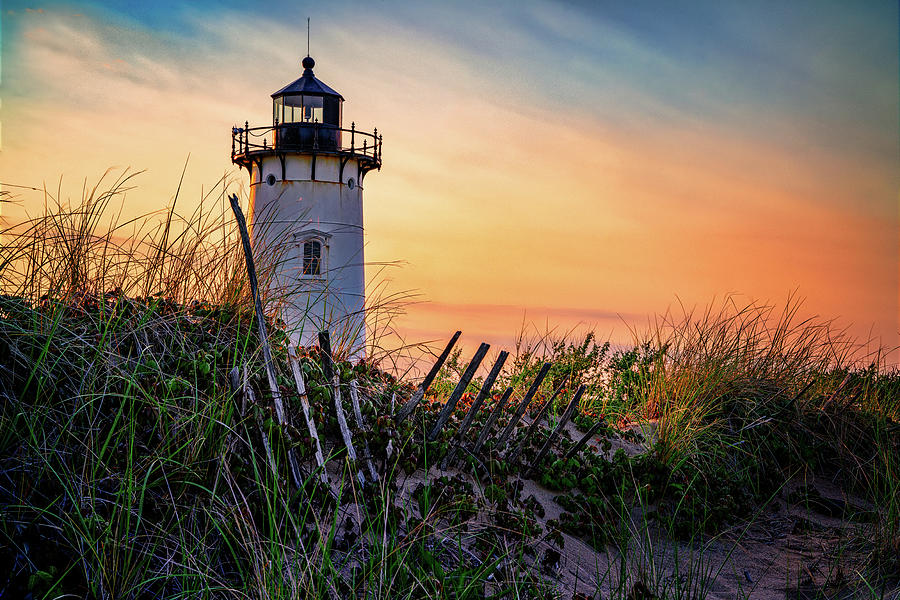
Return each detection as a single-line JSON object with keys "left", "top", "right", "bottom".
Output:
{"left": 1, "top": 175, "right": 898, "bottom": 598}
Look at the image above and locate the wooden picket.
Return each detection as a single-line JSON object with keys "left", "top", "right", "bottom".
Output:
{"left": 494, "top": 362, "right": 552, "bottom": 450}
{"left": 472, "top": 387, "right": 513, "bottom": 455}
{"left": 235, "top": 325, "right": 607, "bottom": 493}
{"left": 288, "top": 347, "right": 328, "bottom": 486}
{"left": 394, "top": 331, "right": 461, "bottom": 423}
{"left": 319, "top": 331, "right": 366, "bottom": 487}
{"left": 506, "top": 374, "right": 569, "bottom": 465}
{"left": 528, "top": 385, "right": 586, "bottom": 475}
{"left": 426, "top": 342, "right": 491, "bottom": 442}
{"left": 442, "top": 350, "right": 509, "bottom": 468}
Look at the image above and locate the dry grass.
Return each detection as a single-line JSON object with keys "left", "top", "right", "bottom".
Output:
{"left": 1, "top": 170, "right": 898, "bottom": 598}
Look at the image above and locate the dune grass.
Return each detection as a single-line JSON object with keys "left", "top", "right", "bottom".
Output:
{"left": 1, "top": 172, "right": 898, "bottom": 598}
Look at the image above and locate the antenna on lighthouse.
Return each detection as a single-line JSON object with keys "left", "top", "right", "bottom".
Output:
{"left": 306, "top": 17, "right": 310, "bottom": 56}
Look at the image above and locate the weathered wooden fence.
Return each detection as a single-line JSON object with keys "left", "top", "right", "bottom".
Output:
{"left": 228, "top": 193, "right": 598, "bottom": 489}
{"left": 264, "top": 329, "right": 597, "bottom": 484}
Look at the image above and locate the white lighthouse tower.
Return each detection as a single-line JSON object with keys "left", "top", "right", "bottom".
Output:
{"left": 232, "top": 55, "right": 382, "bottom": 357}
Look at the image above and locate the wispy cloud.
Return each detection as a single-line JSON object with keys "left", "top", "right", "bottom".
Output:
{"left": 1, "top": 0, "right": 895, "bottom": 351}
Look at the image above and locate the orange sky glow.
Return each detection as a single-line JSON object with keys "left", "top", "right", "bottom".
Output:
{"left": 1, "top": 2, "right": 897, "bottom": 366}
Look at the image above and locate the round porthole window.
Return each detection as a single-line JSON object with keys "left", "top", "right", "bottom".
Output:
{"left": 266, "top": 174, "right": 277, "bottom": 186}
{"left": 347, "top": 177, "right": 355, "bottom": 190}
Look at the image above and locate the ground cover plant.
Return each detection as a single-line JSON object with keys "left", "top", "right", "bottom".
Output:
{"left": 1, "top": 174, "right": 898, "bottom": 599}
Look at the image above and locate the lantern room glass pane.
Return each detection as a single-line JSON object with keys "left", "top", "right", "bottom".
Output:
{"left": 274, "top": 95, "right": 329, "bottom": 124}
{"left": 301, "top": 95, "right": 323, "bottom": 123}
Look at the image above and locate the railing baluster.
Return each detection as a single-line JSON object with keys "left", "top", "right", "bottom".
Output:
{"left": 232, "top": 122, "right": 381, "bottom": 167}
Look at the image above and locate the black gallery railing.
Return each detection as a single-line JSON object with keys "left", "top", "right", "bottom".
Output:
{"left": 231, "top": 122, "right": 382, "bottom": 167}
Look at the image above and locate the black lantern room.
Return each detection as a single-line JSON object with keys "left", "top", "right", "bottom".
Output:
{"left": 231, "top": 55, "right": 381, "bottom": 173}
{"left": 271, "top": 56, "right": 342, "bottom": 151}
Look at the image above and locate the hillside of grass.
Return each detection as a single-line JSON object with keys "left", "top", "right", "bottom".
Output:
{"left": 1, "top": 177, "right": 898, "bottom": 599}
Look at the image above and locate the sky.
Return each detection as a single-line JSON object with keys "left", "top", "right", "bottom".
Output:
{"left": 1, "top": 0, "right": 897, "bottom": 363}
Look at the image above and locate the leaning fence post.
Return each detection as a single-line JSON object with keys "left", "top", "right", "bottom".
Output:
{"left": 319, "top": 331, "right": 365, "bottom": 486}
{"left": 506, "top": 374, "right": 569, "bottom": 465}
{"left": 472, "top": 387, "right": 514, "bottom": 456}
{"left": 528, "top": 385, "right": 586, "bottom": 475}
{"left": 442, "top": 350, "right": 509, "bottom": 468}
{"left": 494, "top": 362, "right": 552, "bottom": 450}
{"left": 229, "top": 194, "right": 304, "bottom": 489}
{"left": 395, "top": 331, "right": 462, "bottom": 424}
{"left": 318, "top": 330, "right": 335, "bottom": 379}
{"left": 426, "top": 342, "right": 490, "bottom": 442}
{"left": 561, "top": 418, "right": 606, "bottom": 462}
{"left": 333, "top": 374, "right": 365, "bottom": 487}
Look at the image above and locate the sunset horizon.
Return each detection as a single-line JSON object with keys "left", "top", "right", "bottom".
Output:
{"left": 1, "top": 1, "right": 897, "bottom": 363}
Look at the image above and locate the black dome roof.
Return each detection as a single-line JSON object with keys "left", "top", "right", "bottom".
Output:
{"left": 271, "top": 56, "right": 343, "bottom": 100}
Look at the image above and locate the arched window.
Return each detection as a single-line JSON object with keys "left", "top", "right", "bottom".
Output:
{"left": 303, "top": 240, "right": 322, "bottom": 276}
{"left": 294, "top": 229, "right": 329, "bottom": 278}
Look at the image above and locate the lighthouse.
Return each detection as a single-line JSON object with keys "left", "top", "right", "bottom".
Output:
{"left": 231, "top": 55, "right": 382, "bottom": 357}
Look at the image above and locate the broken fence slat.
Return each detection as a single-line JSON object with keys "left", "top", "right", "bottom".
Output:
{"left": 349, "top": 379, "right": 365, "bottom": 425}
{"left": 350, "top": 380, "right": 379, "bottom": 483}
{"left": 442, "top": 350, "right": 509, "bottom": 468}
{"left": 229, "top": 194, "right": 288, "bottom": 427}
{"left": 528, "top": 384, "right": 586, "bottom": 475}
{"left": 332, "top": 375, "right": 366, "bottom": 487}
{"left": 426, "top": 342, "right": 491, "bottom": 442}
{"left": 472, "top": 387, "right": 513, "bottom": 455}
{"left": 494, "top": 362, "right": 552, "bottom": 450}
{"left": 561, "top": 419, "right": 606, "bottom": 462}
{"left": 395, "top": 331, "right": 462, "bottom": 424}
{"left": 288, "top": 347, "right": 329, "bottom": 486}
{"left": 506, "top": 374, "right": 570, "bottom": 465}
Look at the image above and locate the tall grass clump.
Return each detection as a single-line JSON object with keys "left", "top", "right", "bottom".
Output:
{"left": 0, "top": 171, "right": 471, "bottom": 598}
{"left": 0, "top": 171, "right": 323, "bottom": 596}
{"left": 504, "top": 296, "right": 899, "bottom": 590}
{"left": 0, "top": 169, "right": 257, "bottom": 306}
{"left": 631, "top": 296, "right": 896, "bottom": 486}
{"left": 618, "top": 295, "right": 900, "bottom": 585}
